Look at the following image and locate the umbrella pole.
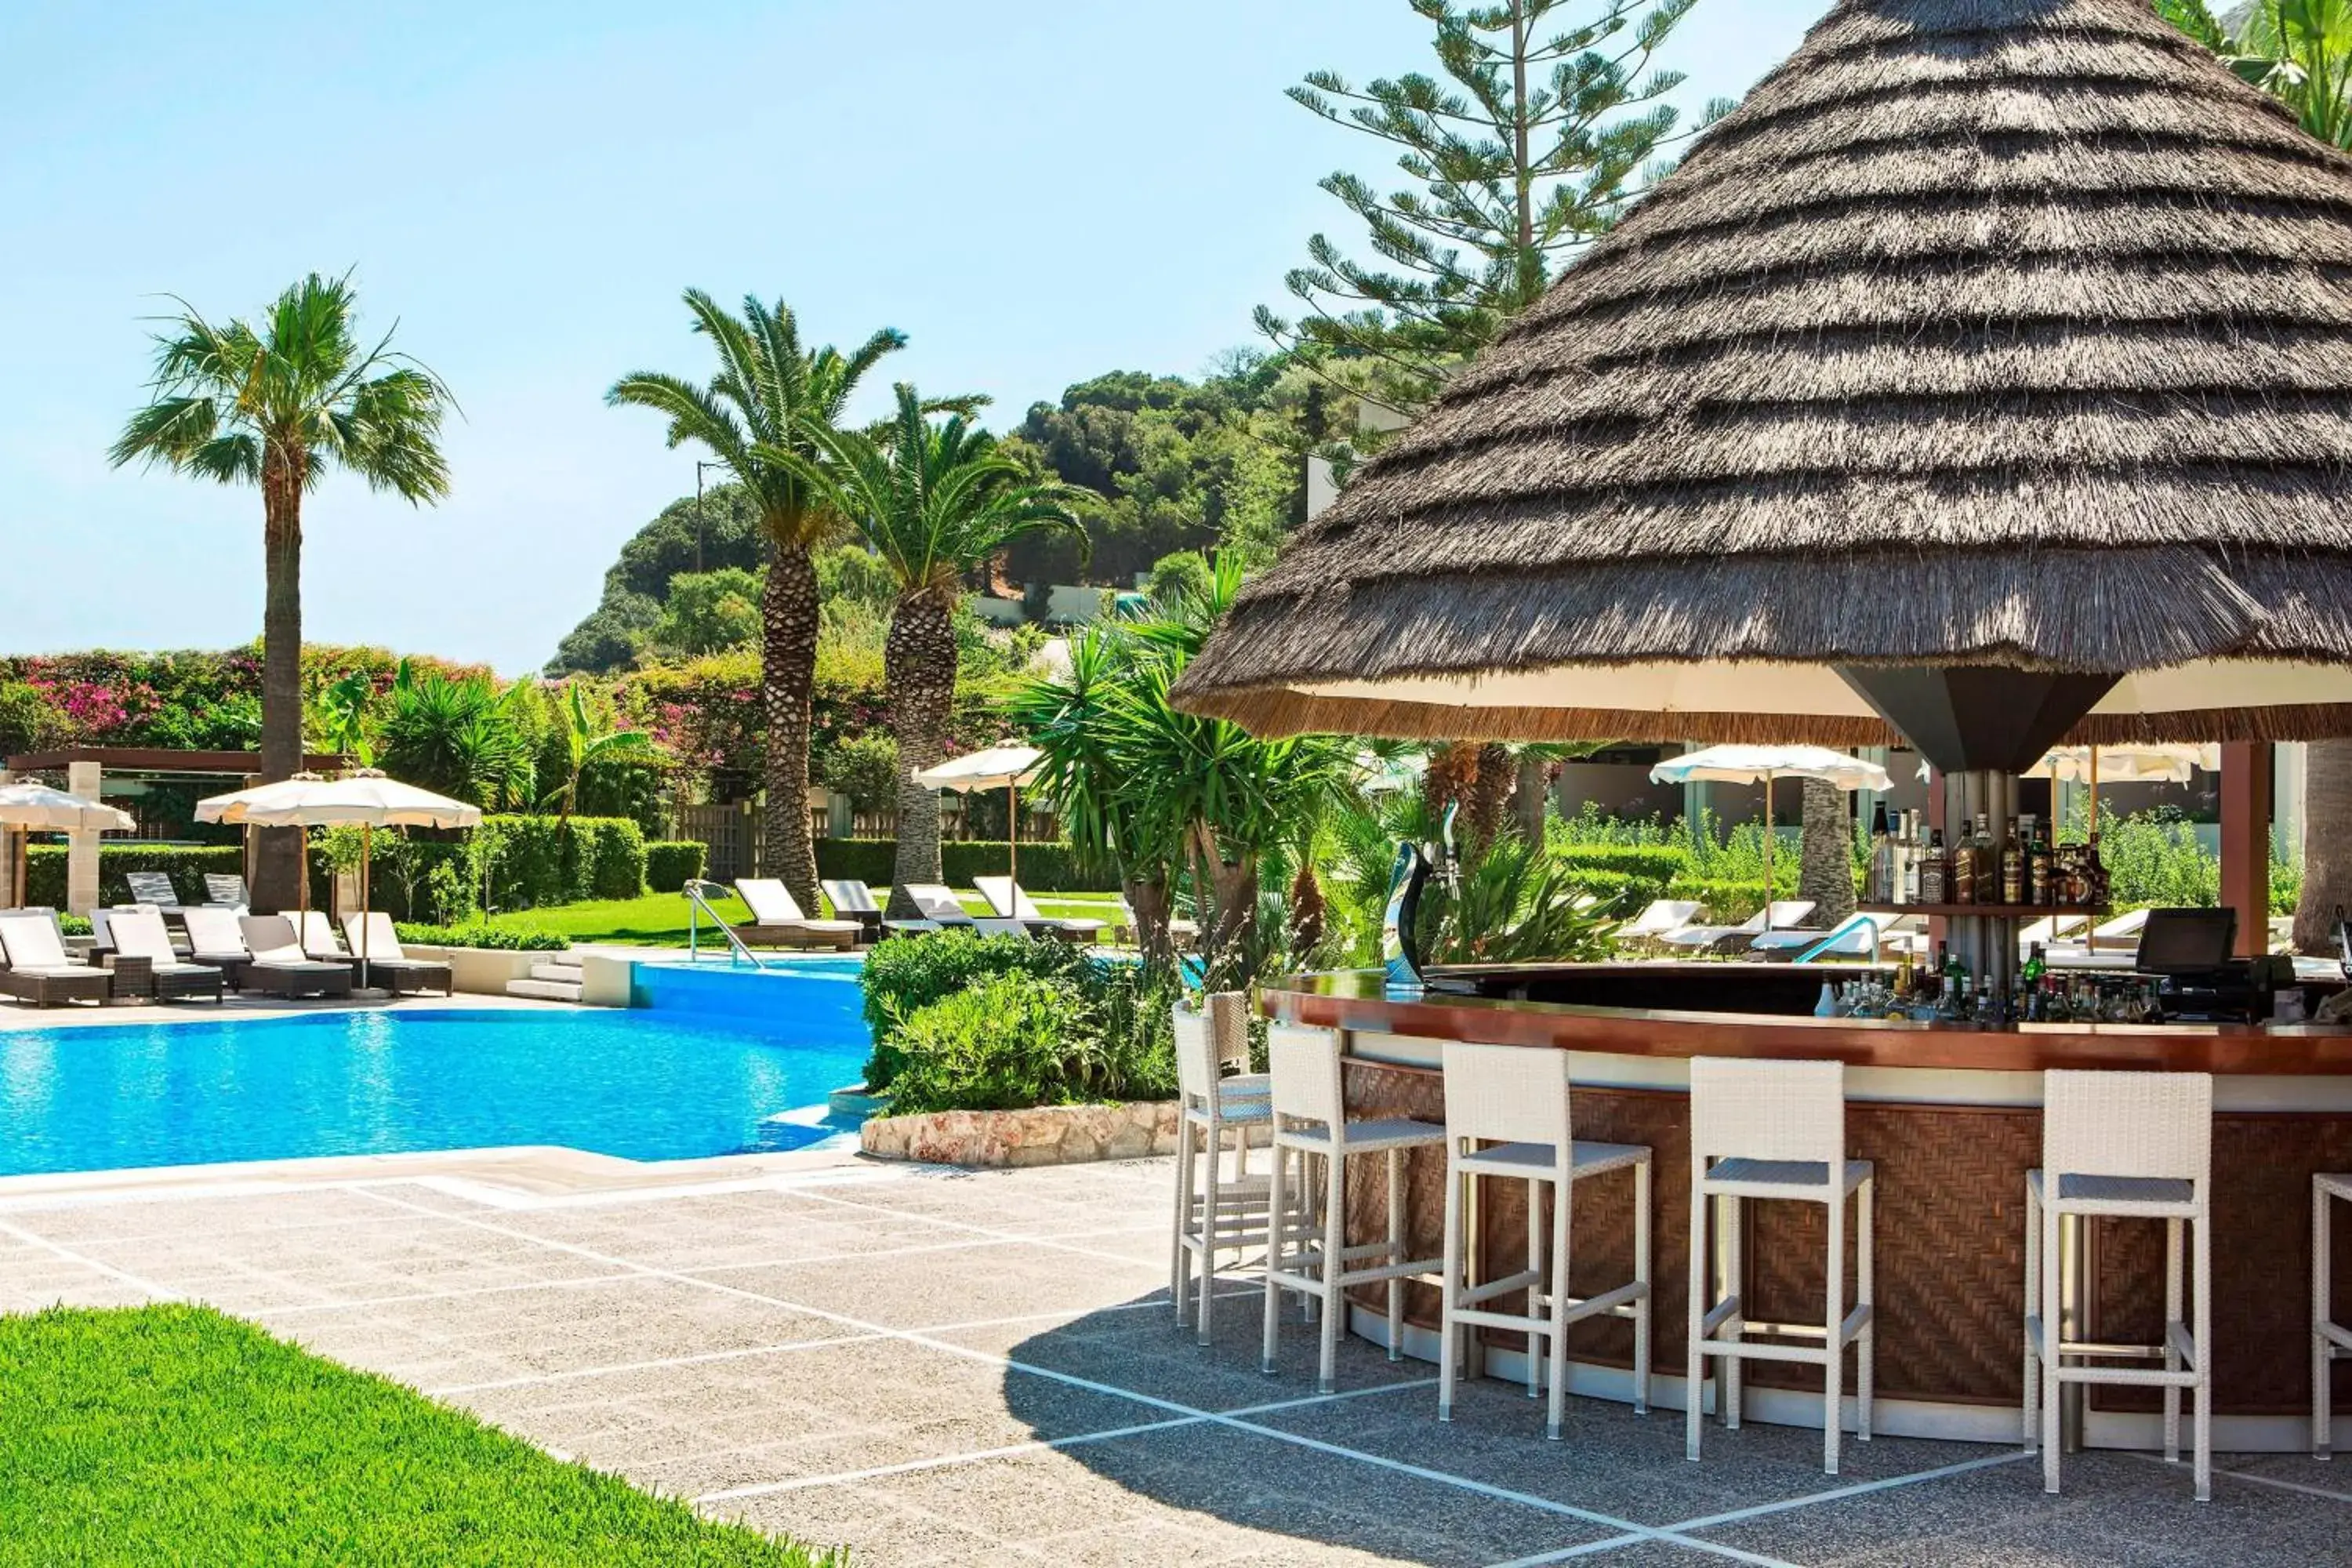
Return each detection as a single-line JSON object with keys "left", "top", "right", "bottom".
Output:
{"left": 1008, "top": 781, "right": 1018, "bottom": 885}
{"left": 361, "top": 822, "right": 372, "bottom": 993}
{"left": 1762, "top": 771, "right": 1774, "bottom": 919}
{"left": 2086, "top": 750, "right": 2101, "bottom": 953}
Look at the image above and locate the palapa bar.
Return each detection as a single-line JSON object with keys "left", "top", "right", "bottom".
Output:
{"left": 1182, "top": 0, "right": 2352, "bottom": 1452}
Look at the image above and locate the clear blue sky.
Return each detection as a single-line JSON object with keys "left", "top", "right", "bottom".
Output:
{"left": 0, "top": 0, "right": 1828, "bottom": 674}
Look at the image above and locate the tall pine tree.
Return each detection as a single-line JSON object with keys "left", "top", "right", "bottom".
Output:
{"left": 1258, "top": 0, "right": 1722, "bottom": 415}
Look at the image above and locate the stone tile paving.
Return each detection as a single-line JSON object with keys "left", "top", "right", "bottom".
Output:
{"left": 1, "top": 1156, "right": 2346, "bottom": 1566}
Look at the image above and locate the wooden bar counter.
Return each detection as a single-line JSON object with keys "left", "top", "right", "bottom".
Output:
{"left": 1261, "top": 964, "right": 2352, "bottom": 1451}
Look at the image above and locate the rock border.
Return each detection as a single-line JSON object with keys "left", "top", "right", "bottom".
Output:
{"left": 861, "top": 1101, "right": 1178, "bottom": 1168}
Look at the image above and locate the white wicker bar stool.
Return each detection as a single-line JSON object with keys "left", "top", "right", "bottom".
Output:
{"left": 1171, "top": 993, "right": 1274, "bottom": 1345}
{"left": 1686, "top": 1056, "right": 1875, "bottom": 1476}
{"left": 1437, "top": 1041, "right": 1653, "bottom": 1440}
{"left": 2022, "top": 1070, "right": 2213, "bottom": 1501}
{"left": 2318, "top": 1172, "right": 2352, "bottom": 1459}
{"left": 1261, "top": 1022, "right": 1447, "bottom": 1392}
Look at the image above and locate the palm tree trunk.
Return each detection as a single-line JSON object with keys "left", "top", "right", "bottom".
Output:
{"left": 760, "top": 539, "right": 823, "bottom": 913}
{"left": 884, "top": 586, "right": 956, "bottom": 920}
{"left": 1798, "top": 776, "right": 1854, "bottom": 929}
{"left": 252, "top": 456, "right": 306, "bottom": 913}
{"left": 1512, "top": 750, "right": 1549, "bottom": 843}
{"left": 2296, "top": 740, "right": 2352, "bottom": 953}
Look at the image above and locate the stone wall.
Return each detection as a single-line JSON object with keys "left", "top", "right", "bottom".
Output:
{"left": 861, "top": 1101, "right": 1179, "bottom": 1168}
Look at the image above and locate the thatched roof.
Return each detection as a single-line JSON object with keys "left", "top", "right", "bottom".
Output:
{"left": 1175, "top": 0, "right": 2352, "bottom": 746}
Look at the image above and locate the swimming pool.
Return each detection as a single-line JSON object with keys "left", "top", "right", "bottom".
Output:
{"left": 0, "top": 1006, "right": 871, "bottom": 1178}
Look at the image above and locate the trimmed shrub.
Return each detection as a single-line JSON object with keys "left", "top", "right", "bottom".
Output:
{"left": 884, "top": 962, "right": 1181, "bottom": 1116}
{"left": 858, "top": 930, "right": 1092, "bottom": 1088}
{"left": 1666, "top": 876, "right": 1771, "bottom": 924}
{"left": 473, "top": 815, "right": 646, "bottom": 909}
{"left": 1555, "top": 844, "right": 1692, "bottom": 885}
{"left": 393, "top": 922, "right": 570, "bottom": 952}
{"left": 24, "top": 845, "right": 246, "bottom": 909}
{"left": 644, "top": 840, "right": 707, "bottom": 894}
{"left": 813, "top": 838, "right": 1118, "bottom": 894}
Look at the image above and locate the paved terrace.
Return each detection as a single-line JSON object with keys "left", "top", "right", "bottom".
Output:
{"left": 2, "top": 1155, "right": 2342, "bottom": 1567}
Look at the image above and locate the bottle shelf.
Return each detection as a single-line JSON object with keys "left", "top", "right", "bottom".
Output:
{"left": 1856, "top": 903, "right": 2108, "bottom": 920}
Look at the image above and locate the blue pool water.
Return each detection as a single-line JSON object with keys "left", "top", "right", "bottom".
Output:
{"left": 0, "top": 989, "right": 873, "bottom": 1178}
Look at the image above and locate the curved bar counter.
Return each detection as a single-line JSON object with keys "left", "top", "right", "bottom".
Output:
{"left": 1261, "top": 964, "right": 2352, "bottom": 1452}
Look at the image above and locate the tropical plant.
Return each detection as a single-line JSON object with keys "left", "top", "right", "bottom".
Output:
{"left": 780, "top": 383, "right": 1087, "bottom": 914}
{"left": 1010, "top": 554, "right": 1353, "bottom": 973}
{"left": 542, "top": 682, "right": 659, "bottom": 823}
{"left": 608, "top": 291, "right": 918, "bottom": 912}
{"left": 308, "top": 669, "right": 380, "bottom": 766}
{"left": 2161, "top": 0, "right": 2352, "bottom": 145}
{"left": 1258, "top": 0, "right": 1723, "bottom": 415}
{"left": 377, "top": 666, "right": 535, "bottom": 810}
{"left": 109, "top": 272, "right": 453, "bottom": 910}
{"left": 1414, "top": 828, "right": 1624, "bottom": 964}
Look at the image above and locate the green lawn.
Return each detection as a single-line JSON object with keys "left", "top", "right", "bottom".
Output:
{"left": 0, "top": 1305, "right": 837, "bottom": 1566}
{"left": 481, "top": 887, "right": 1128, "bottom": 947}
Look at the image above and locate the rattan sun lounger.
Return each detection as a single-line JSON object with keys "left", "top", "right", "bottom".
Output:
{"left": 730, "top": 880, "right": 860, "bottom": 950}
{"left": 974, "top": 876, "right": 1107, "bottom": 942}
{"left": 339, "top": 913, "right": 454, "bottom": 996}
{"left": 103, "top": 906, "right": 226, "bottom": 1003}
{"left": 236, "top": 916, "right": 357, "bottom": 999}
{"left": 0, "top": 909, "right": 111, "bottom": 1007}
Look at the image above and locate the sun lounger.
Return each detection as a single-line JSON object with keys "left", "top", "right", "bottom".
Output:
{"left": 0, "top": 909, "right": 111, "bottom": 1007}
{"left": 234, "top": 916, "right": 358, "bottom": 999}
{"left": 820, "top": 879, "right": 887, "bottom": 942}
{"left": 204, "top": 873, "right": 249, "bottom": 910}
{"left": 731, "top": 879, "right": 861, "bottom": 950}
{"left": 1619, "top": 899, "right": 1703, "bottom": 951}
{"left": 180, "top": 907, "right": 256, "bottom": 990}
{"left": 102, "top": 906, "right": 226, "bottom": 1002}
{"left": 340, "top": 912, "right": 456, "bottom": 996}
{"left": 1749, "top": 909, "right": 1912, "bottom": 961}
{"left": 124, "top": 871, "right": 181, "bottom": 909}
{"left": 1659, "top": 899, "right": 1816, "bottom": 953}
{"left": 974, "top": 876, "right": 1107, "bottom": 942}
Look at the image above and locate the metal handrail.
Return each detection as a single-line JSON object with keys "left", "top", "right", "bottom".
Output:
{"left": 1795, "top": 915, "right": 1879, "bottom": 965}
{"left": 684, "top": 879, "right": 767, "bottom": 968}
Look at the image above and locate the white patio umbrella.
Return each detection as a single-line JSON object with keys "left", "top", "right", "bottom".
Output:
{"left": 912, "top": 745, "right": 1042, "bottom": 884}
{"left": 1649, "top": 745, "right": 1893, "bottom": 902}
{"left": 0, "top": 783, "right": 135, "bottom": 909}
{"left": 2027, "top": 743, "right": 2219, "bottom": 830}
{"left": 197, "top": 771, "right": 481, "bottom": 987}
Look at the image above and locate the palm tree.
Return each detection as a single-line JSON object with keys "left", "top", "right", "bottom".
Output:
{"left": 543, "top": 682, "right": 659, "bottom": 823}
{"left": 784, "top": 384, "right": 1086, "bottom": 916}
{"left": 608, "top": 292, "right": 906, "bottom": 913}
{"left": 378, "top": 666, "right": 535, "bottom": 810}
{"left": 110, "top": 273, "right": 452, "bottom": 911}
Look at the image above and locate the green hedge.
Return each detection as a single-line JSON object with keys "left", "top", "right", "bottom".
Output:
{"left": 394, "top": 922, "right": 571, "bottom": 953}
{"left": 22, "top": 845, "right": 246, "bottom": 909}
{"left": 644, "top": 840, "right": 707, "bottom": 894}
{"left": 1666, "top": 875, "right": 1773, "bottom": 924}
{"left": 858, "top": 931, "right": 1094, "bottom": 1089}
{"left": 1556, "top": 844, "right": 1692, "bottom": 884}
{"left": 813, "top": 839, "right": 1117, "bottom": 893}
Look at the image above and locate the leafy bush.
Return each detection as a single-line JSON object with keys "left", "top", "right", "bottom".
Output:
{"left": 814, "top": 838, "right": 1119, "bottom": 894}
{"left": 56, "top": 913, "right": 91, "bottom": 937}
{"left": 392, "top": 923, "right": 570, "bottom": 952}
{"left": 473, "top": 815, "right": 646, "bottom": 908}
{"left": 24, "top": 845, "right": 247, "bottom": 909}
{"left": 859, "top": 931, "right": 1091, "bottom": 1088}
{"left": 1666, "top": 876, "right": 1771, "bottom": 924}
{"left": 819, "top": 734, "right": 899, "bottom": 811}
{"left": 643, "top": 840, "right": 708, "bottom": 894}
{"left": 884, "top": 961, "right": 1181, "bottom": 1116}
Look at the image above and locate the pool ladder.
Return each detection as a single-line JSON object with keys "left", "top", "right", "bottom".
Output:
{"left": 684, "top": 879, "right": 769, "bottom": 969}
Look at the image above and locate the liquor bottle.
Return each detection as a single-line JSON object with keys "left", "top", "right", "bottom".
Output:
{"left": 1920, "top": 828, "right": 1947, "bottom": 903}
{"left": 1952, "top": 819, "right": 1976, "bottom": 905}
{"left": 2000, "top": 821, "right": 2024, "bottom": 906}
{"left": 2030, "top": 826, "right": 2053, "bottom": 908}
{"left": 1903, "top": 814, "right": 1924, "bottom": 902}
{"left": 1890, "top": 811, "right": 1911, "bottom": 906}
{"left": 1867, "top": 803, "right": 1893, "bottom": 903}
{"left": 2085, "top": 831, "right": 2108, "bottom": 908}
{"left": 2023, "top": 941, "right": 2046, "bottom": 988}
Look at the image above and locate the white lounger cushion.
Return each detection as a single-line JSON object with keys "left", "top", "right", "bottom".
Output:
{"left": 107, "top": 906, "right": 183, "bottom": 964}
{"left": 898, "top": 884, "right": 976, "bottom": 924}
{"left": 342, "top": 911, "right": 410, "bottom": 964}
{"left": 0, "top": 910, "right": 74, "bottom": 971}
{"left": 975, "top": 877, "right": 1106, "bottom": 934}
{"left": 822, "top": 880, "right": 881, "bottom": 916}
{"left": 239, "top": 916, "right": 312, "bottom": 967}
{"left": 182, "top": 907, "right": 249, "bottom": 956}
{"left": 296, "top": 911, "right": 351, "bottom": 960}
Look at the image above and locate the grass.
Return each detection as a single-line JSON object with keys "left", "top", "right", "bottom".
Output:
{"left": 0, "top": 1304, "right": 837, "bottom": 1566}
{"left": 480, "top": 887, "right": 1127, "bottom": 947}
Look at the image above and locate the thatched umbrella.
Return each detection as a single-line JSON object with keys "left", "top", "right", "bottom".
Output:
{"left": 1174, "top": 0, "right": 2352, "bottom": 763}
